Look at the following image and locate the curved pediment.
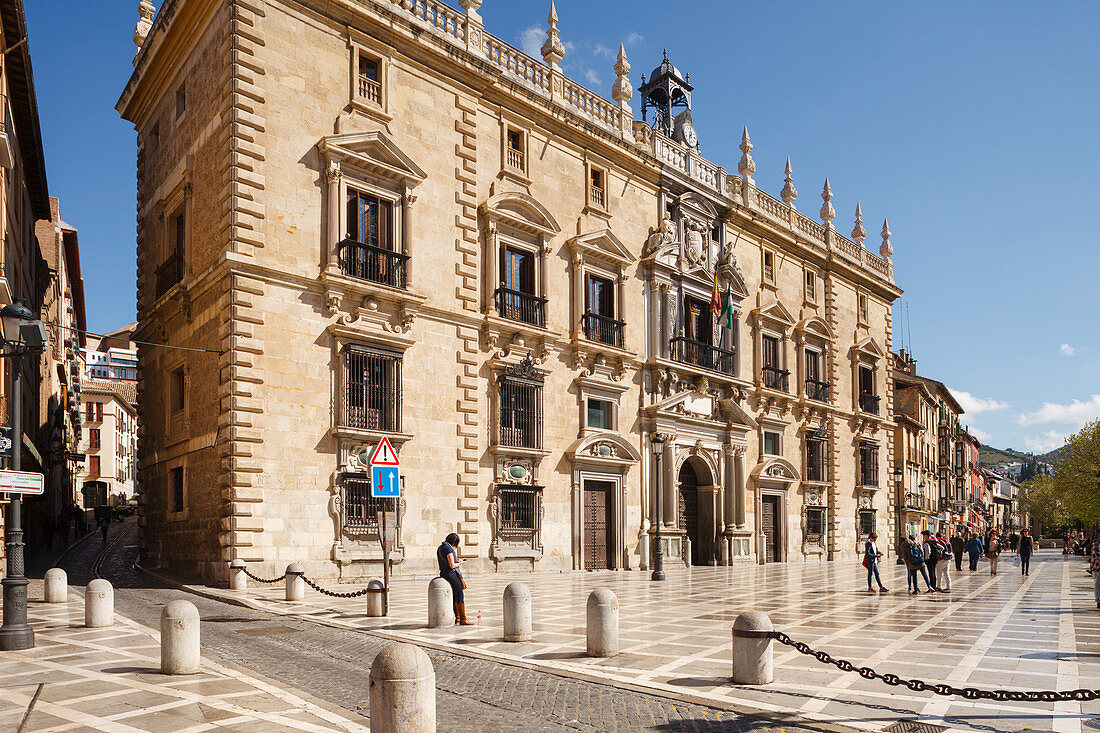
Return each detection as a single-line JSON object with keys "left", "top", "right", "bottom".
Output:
{"left": 569, "top": 228, "right": 633, "bottom": 268}
{"left": 318, "top": 131, "right": 426, "bottom": 185}
{"left": 678, "top": 191, "right": 719, "bottom": 220}
{"left": 482, "top": 191, "right": 561, "bottom": 237}
{"left": 566, "top": 432, "right": 641, "bottom": 463}
{"left": 749, "top": 456, "right": 801, "bottom": 483}
{"left": 797, "top": 315, "right": 834, "bottom": 341}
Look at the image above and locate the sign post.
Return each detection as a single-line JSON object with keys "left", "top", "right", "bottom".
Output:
{"left": 369, "top": 438, "right": 401, "bottom": 615}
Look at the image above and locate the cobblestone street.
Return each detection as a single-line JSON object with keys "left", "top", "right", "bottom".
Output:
{"left": 7, "top": 517, "right": 822, "bottom": 732}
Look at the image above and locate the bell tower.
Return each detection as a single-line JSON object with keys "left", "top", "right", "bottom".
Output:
{"left": 639, "top": 51, "right": 696, "bottom": 148}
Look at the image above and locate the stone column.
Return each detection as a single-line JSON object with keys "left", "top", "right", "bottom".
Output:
{"left": 325, "top": 159, "right": 342, "bottom": 270}
{"left": 485, "top": 222, "right": 498, "bottom": 315}
{"left": 662, "top": 438, "right": 676, "bottom": 527}
{"left": 734, "top": 446, "right": 747, "bottom": 528}
{"left": 403, "top": 185, "right": 417, "bottom": 285}
{"left": 572, "top": 250, "right": 584, "bottom": 339}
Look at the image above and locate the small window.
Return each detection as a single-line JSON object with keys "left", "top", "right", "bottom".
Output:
{"left": 344, "top": 347, "right": 402, "bottom": 432}
{"left": 806, "top": 507, "right": 826, "bottom": 539}
{"left": 587, "top": 399, "right": 614, "bottom": 430}
{"left": 858, "top": 293, "right": 869, "bottom": 323}
{"left": 588, "top": 167, "right": 606, "bottom": 209}
{"left": 763, "top": 250, "right": 775, "bottom": 283}
{"left": 858, "top": 508, "right": 876, "bottom": 538}
{"left": 505, "top": 128, "right": 525, "bottom": 173}
{"left": 169, "top": 466, "right": 184, "bottom": 513}
{"left": 859, "top": 443, "right": 879, "bottom": 487}
{"left": 148, "top": 122, "right": 159, "bottom": 152}
{"left": 498, "top": 486, "right": 540, "bottom": 533}
{"left": 763, "top": 431, "right": 781, "bottom": 456}
{"left": 358, "top": 55, "right": 381, "bottom": 104}
{"left": 89, "top": 455, "right": 100, "bottom": 476}
{"left": 175, "top": 83, "right": 186, "bottom": 118}
{"left": 89, "top": 428, "right": 100, "bottom": 451}
{"left": 806, "top": 437, "right": 827, "bottom": 481}
{"left": 343, "top": 476, "right": 387, "bottom": 528}
{"left": 711, "top": 223, "right": 722, "bottom": 244}
{"left": 805, "top": 270, "right": 817, "bottom": 302}
{"left": 170, "top": 368, "right": 185, "bottom": 414}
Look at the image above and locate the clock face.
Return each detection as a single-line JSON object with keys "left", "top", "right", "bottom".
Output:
{"left": 684, "top": 124, "right": 698, "bottom": 148}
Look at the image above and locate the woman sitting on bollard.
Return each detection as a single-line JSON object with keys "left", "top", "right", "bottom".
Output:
{"left": 437, "top": 533, "right": 474, "bottom": 626}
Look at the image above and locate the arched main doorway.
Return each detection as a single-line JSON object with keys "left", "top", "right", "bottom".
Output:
{"left": 677, "top": 459, "right": 710, "bottom": 566}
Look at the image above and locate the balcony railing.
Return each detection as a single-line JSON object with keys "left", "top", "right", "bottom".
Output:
{"left": 860, "top": 463, "right": 879, "bottom": 487}
{"left": 805, "top": 379, "right": 829, "bottom": 402}
{"left": 762, "top": 366, "right": 790, "bottom": 392}
{"left": 669, "top": 337, "right": 736, "bottom": 376}
{"left": 358, "top": 75, "right": 381, "bottom": 104}
{"left": 495, "top": 287, "right": 546, "bottom": 327}
{"left": 338, "top": 238, "right": 408, "bottom": 289}
{"left": 155, "top": 254, "right": 183, "bottom": 299}
{"left": 581, "top": 312, "right": 624, "bottom": 348}
{"left": 859, "top": 392, "right": 881, "bottom": 414}
{"left": 506, "top": 147, "right": 525, "bottom": 172}
{"left": 589, "top": 185, "right": 606, "bottom": 209}
{"left": 806, "top": 457, "right": 827, "bottom": 482}
{"left": 903, "top": 492, "right": 932, "bottom": 512}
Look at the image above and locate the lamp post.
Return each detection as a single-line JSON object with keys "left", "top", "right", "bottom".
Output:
{"left": 0, "top": 298, "right": 46, "bottom": 651}
{"left": 893, "top": 467, "right": 904, "bottom": 565}
{"left": 650, "top": 433, "right": 665, "bottom": 582}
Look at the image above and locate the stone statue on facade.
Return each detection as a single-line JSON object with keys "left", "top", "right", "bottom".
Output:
{"left": 645, "top": 214, "right": 676, "bottom": 256}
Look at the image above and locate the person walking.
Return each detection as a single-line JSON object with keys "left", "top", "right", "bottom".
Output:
{"left": 987, "top": 530, "right": 1002, "bottom": 576}
{"left": 966, "top": 532, "right": 984, "bottom": 571}
{"left": 951, "top": 531, "right": 965, "bottom": 572}
{"left": 1018, "top": 528, "right": 1034, "bottom": 576}
{"left": 933, "top": 531, "right": 953, "bottom": 593}
{"left": 864, "top": 532, "right": 889, "bottom": 593}
{"left": 96, "top": 509, "right": 111, "bottom": 543}
{"left": 437, "top": 532, "right": 474, "bottom": 626}
{"left": 921, "top": 530, "right": 940, "bottom": 591}
{"left": 1091, "top": 541, "right": 1100, "bottom": 609}
{"left": 902, "top": 535, "right": 934, "bottom": 594}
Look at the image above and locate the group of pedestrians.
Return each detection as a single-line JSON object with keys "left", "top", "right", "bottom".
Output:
{"left": 865, "top": 527, "right": 1035, "bottom": 593}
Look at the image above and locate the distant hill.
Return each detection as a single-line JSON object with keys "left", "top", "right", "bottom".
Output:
{"left": 978, "top": 445, "right": 1062, "bottom": 467}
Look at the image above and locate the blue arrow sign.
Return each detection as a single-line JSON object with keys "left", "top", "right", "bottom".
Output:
{"left": 371, "top": 465, "right": 400, "bottom": 498}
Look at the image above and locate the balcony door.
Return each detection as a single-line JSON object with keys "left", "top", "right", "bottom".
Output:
{"left": 504, "top": 246, "right": 535, "bottom": 295}
{"left": 684, "top": 296, "right": 712, "bottom": 345}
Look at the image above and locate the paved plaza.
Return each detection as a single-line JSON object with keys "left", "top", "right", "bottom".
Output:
{"left": 178, "top": 549, "right": 1100, "bottom": 733}
{"left": 0, "top": 581, "right": 369, "bottom": 732}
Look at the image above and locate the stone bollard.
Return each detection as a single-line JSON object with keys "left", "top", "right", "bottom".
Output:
{"left": 44, "top": 568, "right": 68, "bottom": 603}
{"left": 369, "top": 642, "right": 436, "bottom": 733}
{"left": 229, "top": 559, "right": 247, "bottom": 591}
{"left": 367, "top": 578, "right": 386, "bottom": 617}
{"left": 732, "top": 611, "right": 773, "bottom": 685}
{"left": 285, "top": 563, "right": 305, "bottom": 602}
{"left": 586, "top": 589, "right": 618, "bottom": 657}
{"left": 427, "top": 577, "right": 454, "bottom": 628}
{"left": 161, "top": 600, "right": 201, "bottom": 675}
{"left": 85, "top": 579, "right": 114, "bottom": 628}
{"left": 502, "top": 582, "right": 531, "bottom": 642}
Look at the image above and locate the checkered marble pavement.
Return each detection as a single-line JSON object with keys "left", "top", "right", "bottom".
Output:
{"left": 0, "top": 584, "right": 368, "bottom": 732}
{"left": 184, "top": 550, "right": 1100, "bottom": 732}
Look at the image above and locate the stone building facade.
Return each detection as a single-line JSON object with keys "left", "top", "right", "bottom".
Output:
{"left": 119, "top": 0, "right": 902, "bottom": 582}
{"left": 76, "top": 380, "right": 138, "bottom": 508}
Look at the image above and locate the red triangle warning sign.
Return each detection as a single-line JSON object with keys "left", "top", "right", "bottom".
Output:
{"left": 369, "top": 436, "right": 400, "bottom": 466}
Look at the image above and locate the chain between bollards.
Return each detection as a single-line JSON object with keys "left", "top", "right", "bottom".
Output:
{"left": 241, "top": 567, "right": 286, "bottom": 584}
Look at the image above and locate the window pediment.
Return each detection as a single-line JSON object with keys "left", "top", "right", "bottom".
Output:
{"left": 750, "top": 457, "right": 801, "bottom": 483}
{"left": 568, "top": 229, "right": 633, "bottom": 269}
{"left": 482, "top": 191, "right": 561, "bottom": 237}
{"left": 852, "top": 336, "right": 885, "bottom": 360}
{"left": 797, "top": 315, "right": 834, "bottom": 341}
{"left": 318, "top": 131, "right": 427, "bottom": 186}
{"left": 752, "top": 297, "right": 795, "bottom": 327}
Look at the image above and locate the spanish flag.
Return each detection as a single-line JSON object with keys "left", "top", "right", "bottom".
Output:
{"left": 710, "top": 270, "right": 721, "bottom": 315}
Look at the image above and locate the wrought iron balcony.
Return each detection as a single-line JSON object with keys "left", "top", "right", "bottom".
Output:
{"left": 762, "top": 366, "right": 789, "bottom": 392}
{"left": 805, "top": 379, "right": 829, "bottom": 403}
{"left": 903, "top": 492, "right": 932, "bottom": 512}
{"left": 155, "top": 254, "right": 183, "bottom": 299}
{"left": 338, "top": 237, "right": 408, "bottom": 289}
{"left": 495, "top": 286, "right": 546, "bottom": 327}
{"left": 859, "top": 392, "right": 881, "bottom": 414}
{"left": 860, "top": 463, "right": 879, "bottom": 487}
{"left": 581, "top": 312, "right": 624, "bottom": 348}
{"left": 806, "top": 457, "right": 827, "bottom": 483}
{"left": 669, "top": 337, "right": 736, "bottom": 376}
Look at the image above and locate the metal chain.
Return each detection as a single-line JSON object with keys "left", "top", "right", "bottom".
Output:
{"left": 241, "top": 568, "right": 287, "bottom": 584}
{"left": 300, "top": 574, "right": 373, "bottom": 598}
{"left": 770, "top": 631, "right": 1099, "bottom": 702}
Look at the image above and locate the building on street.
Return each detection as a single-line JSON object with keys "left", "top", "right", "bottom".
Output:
{"left": 75, "top": 379, "right": 138, "bottom": 508}
{"left": 119, "top": 0, "right": 902, "bottom": 582}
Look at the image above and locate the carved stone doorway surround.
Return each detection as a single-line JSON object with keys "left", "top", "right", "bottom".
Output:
{"left": 566, "top": 433, "right": 640, "bottom": 571}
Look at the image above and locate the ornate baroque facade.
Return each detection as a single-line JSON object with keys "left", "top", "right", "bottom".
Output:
{"left": 118, "top": 0, "right": 902, "bottom": 581}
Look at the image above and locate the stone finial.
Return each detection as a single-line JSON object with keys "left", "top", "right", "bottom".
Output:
{"left": 819, "top": 178, "right": 835, "bottom": 229}
{"left": 612, "top": 43, "right": 632, "bottom": 105}
{"left": 459, "top": 0, "right": 482, "bottom": 17}
{"left": 879, "top": 217, "right": 893, "bottom": 259}
{"left": 851, "top": 202, "right": 866, "bottom": 245}
{"left": 541, "top": 1, "right": 565, "bottom": 72}
{"left": 133, "top": 0, "right": 155, "bottom": 58}
{"left": 738, "top": 127, "right": 755, "bottom": 185}
{"left": 780, "top": 157, "right": 798, "bottom": 208}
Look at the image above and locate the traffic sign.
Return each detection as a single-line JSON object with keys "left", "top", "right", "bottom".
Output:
{"left": 0, "top": 470, "right": 44, "bottom": 495}
{"left": 371, "top": 465, "right": 400, "bottom": 498}
{"left": 369, "top": 436, "right": 400, "bottom": 466}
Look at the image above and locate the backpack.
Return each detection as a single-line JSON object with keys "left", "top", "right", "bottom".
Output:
{"left": 926, "top": 540, "right": 941, "bottom": 562}
{"left": 908, "top": 544, "right": 925, "bottom": 565}
{"left": 937, "top": 537, "right": 953, "bottom": 559}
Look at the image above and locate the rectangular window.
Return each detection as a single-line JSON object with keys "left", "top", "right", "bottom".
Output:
{"left": 859, "top": 365, "right": 879, "bottom": 414}
{"left": 763, "top": 431, "right": 781, "bottom": 456}
{"left": 806, "top": 507, "right": 826, "bottom": 539}
{"left": 858, "top": 293, "right": 869, "bottom": 323}
{"left": 587, "top": 399, "right": 613, "bottom": 430}
{"left": 345, "top": 189, "right": 392, "bottom": 249}
{"left": 498, "top": 486, "right": 540, "bottom": 533}
{"left": 358, "top": 55, "right": 381, "bottom": 104}
{"left": 89, "top": 428, "right": 100, "bottom": 451}
{"left": 762, "top": 335, "right": 780, "bottom": 369}
{"left": 344, "top": 347, "right": 402, "bottom": 433}
{"left": 805, "top": 349, "right": 826, "bottom": 401}
{"left": 503, "top": 247, "right": 535, "bottom": 294}
{"left": 763, "top": 250, "right": 775, "bottom": 283}
{"left": 170, "top": 368, "right": 185, "bottom": 414}
{"left": 684, "top": 295, "right": 712, "bottom": 344}
{"left": 761, "top": 334, "right": 788, "bottom": 391}
{"left": 806, "top": 437, "right": 827, "bottom": 481}
{"left": 497, "top": 246, "right": 544, "bottom": 326}
{"left": 343, "top": 476, "right": 387, "bottom": 528}
{"left": 175, "top": 83, "right": 186, "bottom": 118}
{"left": 583, "top": 273, "right": 621, "bottom": 347}
{"left": 156, "top": 206, "right": 186, "bottom": 298}
{"left": 859, "top": 443, "right": 879, "bottom": 487}
{"left": 499, "top": 378, "right": 542, "bottom": 449}
{"left": 858, "top": 508, "right": 876, "bottom": 538}
{"left": 506, "top": 128, "right": 525, "bottom": 172}
{"left": 86, "top": 402, "right": 94, "bottom": 421}
{"left": 805, "top": 270, "right": 816, "bottom": 302}
{"left": 89, "top": 455, "right": 100, "bottom": 476}
{"left": 170, "top": 466, "right": 184, "bottom": 513}
{"left": 588, "top": 167, "right": 606, "bottom": 209}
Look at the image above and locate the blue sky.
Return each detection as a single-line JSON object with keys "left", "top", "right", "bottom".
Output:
{"left": 23, "top": 1, "right": 1099, "bottom": 455}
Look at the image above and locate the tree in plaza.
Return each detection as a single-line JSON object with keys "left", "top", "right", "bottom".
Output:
{"left": 1019, "top": 472, "right": 1070, "bottom": 535}
{"left": 1052, "top": 419, "right": 1100, "bottom": 526}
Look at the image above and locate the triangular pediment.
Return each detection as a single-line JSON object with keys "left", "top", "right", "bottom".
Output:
{"left": 482, "top": 191, "right": 561, "bottom": 237}
{"left": 569, "top": 229, "right": 633, "bottom": 268}
{"left": 797, "top": 315, "right": 834, "bottom": 341}
{"left": 753, "top": 297, "right": 796, "bottom": 326}
{"left": 853, "top": 336, "right": 886, "bottom": 359}
{"left": 318, "top": 131, "right": 427, "bottom": 184}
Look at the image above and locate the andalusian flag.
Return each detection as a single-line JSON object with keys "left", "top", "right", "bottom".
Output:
{"left": 720, "top": 286, "right": 736, "bottom": 330}
{"left": 710, "top": 271, "right": 721, "bottom": 315}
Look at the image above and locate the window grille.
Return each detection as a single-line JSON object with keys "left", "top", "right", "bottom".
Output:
{"left": 859, "top": 443, "right": 879, "bottom": 487}
{"left": 806, "top": 438, "right": 827, "bottom": 482}
{"left": 344, "top": 347, "right": 402, "bottom": 432}
{"left": 343, "top": 476, "right": 388, "bottom": 529}
{"left": 806, "top": 507, "right": 826, "bottom": 541}
{"left": 498, "top": 357, "right": 543, "bottom": 449}
{"left": 858, "top": 508, "right": 876, "bottom": 537}
{"left": 497, "top": 485, "right": 541, "bottom": 534}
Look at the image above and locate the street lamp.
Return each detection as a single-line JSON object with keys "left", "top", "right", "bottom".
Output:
{"left": 893, "top": 467, "right": 904, "bottom": 564}
{"left": 650, "top": 433, "right": 665, "bottom": 582}
{"left": 0, "top": 298, "right": 46, "bottom": 652}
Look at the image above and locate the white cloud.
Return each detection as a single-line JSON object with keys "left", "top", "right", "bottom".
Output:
{"left": 1017, "top": 394, "right": 1100, "bottom": 426}
{"left": 592, "top": 43, "right": 613, "bottom": 59}
{"left": 625, "top": 32, "right": 643, "bottom": 46}
{"left": 1023, "top": 431, "right": 1066, "bottom": 453}
{"left": 519, "top": 26, "right": 543, "bottom": 58}
{"left": 968, "top": 426, "right": 993, "bottom": 443}
{"left": 584, "top": 68, "right": 602, "bottom": 86}
{"left": 949, "top": 388, "right": 1009, "bottom": 416}
{"left": 1060, "top": 343, "right": 1076, "bottom": 356}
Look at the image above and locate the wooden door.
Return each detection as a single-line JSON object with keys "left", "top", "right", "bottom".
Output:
{"left": 762, "top": 496, "right": 780, "bottom": 562}
{"left": 584, "top": 482, "right": 612, "bottom": 570}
